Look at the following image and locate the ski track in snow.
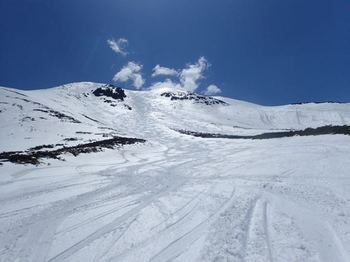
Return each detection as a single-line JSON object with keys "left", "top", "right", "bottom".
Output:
{"left": 2, "top": 136, "right": 350, "bottom": 262}
{"left": 1, "top": 83, "right": 350, "bottom": 261}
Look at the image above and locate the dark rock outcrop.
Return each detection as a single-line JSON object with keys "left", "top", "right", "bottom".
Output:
{"left": 290, "top": 101, "right": 349, "bottom": 105}
{"left": 0, "top": 136, "right": 146, "bottom": 165}
{"left": 93, "top": 84, "right": 126, "bottom": 101}
{"left": 161, "top": 92, "right": 227, "bottom": 105}
{"left": 177, "top": 125, "right": 350, "bottom": 140}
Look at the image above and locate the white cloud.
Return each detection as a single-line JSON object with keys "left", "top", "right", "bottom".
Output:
{"left": 113, "top": 62, "right": 144, "bottom": 89}
{"left": 179, "top": 57, "right": 209, "bottom": 92}
{"left": 149, "top": 78, "right": 181, "bottom": 90}
{"left": 152, "top": 65, "right": 178, "bottom": 77}
{"left": 204, "top": 84, "right": 222, "bottom": 95}
{"left": 149, "top": 57, "right": 210, "bottom": 92}
{"left": 107, "top": 38, "right": 128, "bottom": 56}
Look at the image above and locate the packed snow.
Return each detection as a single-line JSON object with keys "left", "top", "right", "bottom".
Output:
{"left": 1, "top": 82, "right": 350, "bottom": 261}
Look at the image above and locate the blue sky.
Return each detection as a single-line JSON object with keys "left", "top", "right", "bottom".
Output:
{"left": 0, "top": 0, "right": 349, "bottom": 105}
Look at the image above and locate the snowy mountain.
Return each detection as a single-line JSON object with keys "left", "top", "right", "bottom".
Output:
{"left": 1, "top": 82, "right": 349, "bottom": 153}
{"left": 1, "top": 82, "right": 350, "bottom": 261}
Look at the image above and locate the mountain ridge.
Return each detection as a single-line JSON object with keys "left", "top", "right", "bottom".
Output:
{"left": 1, "top": 81, "right": 350, "bottom": 162}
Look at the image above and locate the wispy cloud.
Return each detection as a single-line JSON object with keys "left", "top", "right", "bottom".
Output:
{"left": 149, "top": 78, "right": 181, "bottom": 90}
{"left": 111, "top": 55, "right": 217, "bottom": 92}
{"left": 107, "top": 38, "right": 128, "bottom": 56}
{"left": 152, "top": 65, "right": 178, "bottom": 77}
{"left": 150, "top": 57, "right": 209, "bottom": 92}
{"left": 179, "top": 57, "right": 209, "bottom": 92}
{"left": 204, "top": 84, "right": 222, "bottom": 95}
{"left": 113, "top": 61, "right": 144, "bottom": 89}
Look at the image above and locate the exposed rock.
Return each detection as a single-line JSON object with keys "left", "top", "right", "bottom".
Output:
{"left": 22, "top": 117, "right": 35, "bottom": 122}
{"left": 161, "top": 92, "right": 227, "bottom": 105}
{"left": 63, "top": 137, "right": 79, "bottom": 141}
{"left": 93, "top": 84, "right": 126, "bottom": 101}
{"left": 177, "top": 125, "right": 350, "bottom": 140}
{"left": 29, "top": 144, "right": 56, "bottom": 151}
{"left": 291, "top": 101, "right": 349, "bottom": 105}
{"left": 124, "top": 104, "right": 132, "bottom": 110}
{"left": 0, "top": 136, "right": 146, "bottom": 165}
{"left": 33, "top": 108, "right": 81, "bottom": 123}
{"left": 82, "top": 114, "right": 101, "bottom": 123}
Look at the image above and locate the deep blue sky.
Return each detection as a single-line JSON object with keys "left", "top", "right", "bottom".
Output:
{"left": 0, "top": 0, "right": 349, "bottom": 105}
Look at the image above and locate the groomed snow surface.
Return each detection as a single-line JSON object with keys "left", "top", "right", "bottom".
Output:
{"left": 1, "top": 82, "right": 350, "bottom": 262}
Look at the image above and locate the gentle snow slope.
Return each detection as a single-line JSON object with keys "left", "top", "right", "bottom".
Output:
{"left": 1, "top": 82, "right": 350, "bottom": 262}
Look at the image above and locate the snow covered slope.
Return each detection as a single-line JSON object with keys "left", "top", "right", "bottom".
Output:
{"left": 1, "top": 82, "right": 349, "bottom": 152}
{"left": 1, "top": 82, "right": 350, "bottom": 261}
